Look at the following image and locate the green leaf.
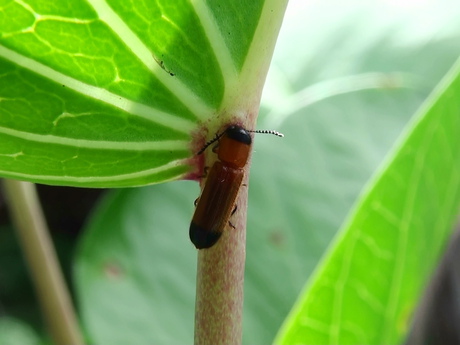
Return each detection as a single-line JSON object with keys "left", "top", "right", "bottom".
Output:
{"left": 0, "top": 0, "right": 288, "bottom": 187}
{"left": 243, "top": 2, "right": 460, "bottom": 343}
{"left": 274, "top": 54, "right": 460, "bottom": 345}
{"left": 75, "top": 183, "right": 199, "bottom": 345}
{"left": 0, "top": 317, "right": 42, "bottom": 345}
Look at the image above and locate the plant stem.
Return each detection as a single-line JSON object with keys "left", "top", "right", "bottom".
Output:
{"left": 2, "top": 180, "right": 84, "bottom": 345}
{"left": 193, "top": 2, "right": 288, "bottom": 342}
{"left": 194, "top": 187, "right": 248, "bottom": 345}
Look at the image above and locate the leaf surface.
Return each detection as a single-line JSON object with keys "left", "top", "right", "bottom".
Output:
{"left": 0, "top": 0, "right": 287, "bottom": 187}
{"left": 275, "top": 47, "right": 460, "bottom": 345}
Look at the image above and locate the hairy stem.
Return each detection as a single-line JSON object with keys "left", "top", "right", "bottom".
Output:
{"left": 2, "top": 180, "right": 84, "bottom": 345}
{"left": 194, "top": 186, "right": 248, "bottom": 345}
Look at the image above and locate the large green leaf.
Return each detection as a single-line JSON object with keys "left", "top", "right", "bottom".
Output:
{"left": 75, "top": 2, "right": 460, "bottom": 344}
{"left": 75, "top": 183, "right": 199, "bottom": 344}
{"left": 0, "top": 0, "right": 287, "bottom": 187}
{"left": 274, "top": 37, "right": 460, "bottom": 345}
{"left": 246, "top": 2, "right": 460, "bottom": 344}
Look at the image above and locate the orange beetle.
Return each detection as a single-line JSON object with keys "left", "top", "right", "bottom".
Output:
{"left": 190, "top": 125, "right": 283, "bottom": 249}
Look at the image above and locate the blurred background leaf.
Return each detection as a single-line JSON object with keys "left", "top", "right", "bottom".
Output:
{"left": 275, "top": 51, "right": 460, "bottom": 345}
{"left": 0, "top": 317, "right": 42, "bottom": 345}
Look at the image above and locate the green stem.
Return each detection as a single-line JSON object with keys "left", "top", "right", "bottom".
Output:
{"left": 2, "top": 180, "right": 84, "bottom": 345}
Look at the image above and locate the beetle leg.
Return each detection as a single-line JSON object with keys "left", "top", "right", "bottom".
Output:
{"left": 200, "top": 166, "right": 210, "bottom": 179}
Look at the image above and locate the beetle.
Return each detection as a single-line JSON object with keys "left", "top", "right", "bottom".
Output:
{"left": 189, "top": 125, "right": 283, "bottom": 249}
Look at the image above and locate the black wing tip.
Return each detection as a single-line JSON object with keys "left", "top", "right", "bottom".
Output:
{"left": 189, "top": 223, "right": 222, "bottom": 249}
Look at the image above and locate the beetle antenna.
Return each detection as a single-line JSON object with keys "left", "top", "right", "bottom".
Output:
{"left": 196, "top": 131, "right": 225, "bottom": 155}
{"left": 248, "top": 129, "right": 284, "bottom": 137}
{"left": 197, "top": 128, "right": 284, "bottom": 155}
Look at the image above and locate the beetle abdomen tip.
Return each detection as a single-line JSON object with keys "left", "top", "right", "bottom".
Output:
{"left": 189, "top": 222, "right": 222, "bottom": 249}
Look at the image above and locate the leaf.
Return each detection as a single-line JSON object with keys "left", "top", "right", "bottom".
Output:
{"left": 274, "top": 52, "right": 460, "bottom": 345}
{"left": 243, "top": 2, "right": 460, "bottom": 343}
{"left": 75, "top": 183, "right": 199, "bottom": 345}
{"left": 0, "top": 317, "right": 42, "bottom": 345}
{"left": 0, "top": 0, "right": 288, "bottom": 187}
